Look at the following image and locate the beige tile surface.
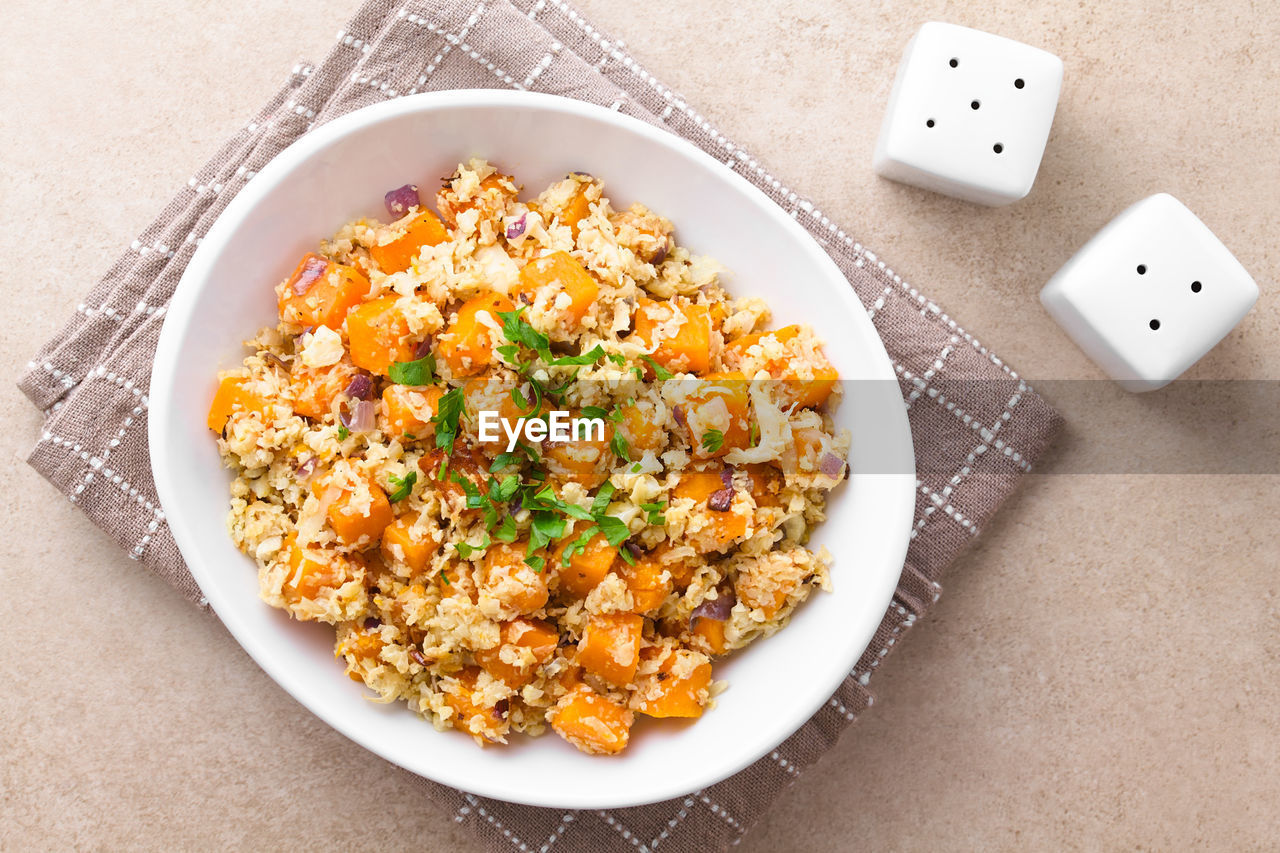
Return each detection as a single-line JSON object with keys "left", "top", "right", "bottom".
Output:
{"left": 2, "top": 0, "right": 1277, "bottom": 849}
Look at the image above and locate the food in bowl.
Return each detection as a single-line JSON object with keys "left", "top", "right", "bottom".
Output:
{"left": 208, "top": 159, "right": 849, "bottom": 755}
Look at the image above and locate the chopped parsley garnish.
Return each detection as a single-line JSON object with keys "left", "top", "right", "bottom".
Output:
{"left": 581, "top": 405, "right": 609, "bottom": 421}
{"left": 492, "top": 515, "right": 518, "bottom": 543}
{"left": 700, "top": 428, "right": 724, "bottom": 453}
{"left": 610, "top": 431, "right": 630, "bottom": 460}
{"left": 453, "top": 534, "right": 490, "bottom": 559}
{"left": 641, "top": 354, "right": 674, "bottom": 380}
{"left": 640, "top": 501, "right": 667, "bottom": 525}
{"left": 430, "top": 386, "right": 466, "bottom": 453}
{"left": 387, "top": 471, "right": 417, "bottom": 502}
{"left": 337, "top": 424, "right": 350, "bottom": 440}
{"left": 749, "top": 420, "right": 760, "bottom": 447}
{"left": 388, "top": 353, "right": 436, "bottom": 386}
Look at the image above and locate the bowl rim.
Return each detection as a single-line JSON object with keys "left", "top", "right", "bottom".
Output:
{"left": 148, "top": 89, "right": 915, "bottom": 808}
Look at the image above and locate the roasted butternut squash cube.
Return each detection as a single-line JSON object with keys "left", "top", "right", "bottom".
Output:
{"left": 208, "top": 376, "right": 269, "bottom": 432}
{"left": 480, "top": 543, "right": 550, "bottom": 616}
{"left": 689, "top": 614, "right": 727, "bottom": 655}
{"left": 577, "top": 613, "right": 644, "bottom": 686}
{"left": 442, "top": 666, "right": 509, "bottom": 742}
{"left": 724, "top": 325, "right": 837, "bottom": 409}
{"left": 312, "top": 468, "right": 394, "bottom": 547}
{"left": 346, "top": 295, "right": 417, "bottom": 375}
{"left": 672, "top": 467, "right": 748, "bottom": 552}
{"left": 683, "top": 371, "right": 751, "bottom": 459}
{"left": 553, "top": 530, "right": 618, "bottom": 599}
{"left": 438, "top": 292, "right": 515, "bottom": 376}
{"left": 633, "top": 298, "right": 711, "bottom": 375}
{"left": 290, "top": 360, "right": 359, "bottom": 420}
{"left": 515, "top": 251, "right": 599, "bottom": 325}
{"left": 620, "top": 553, "right": 672, "bottom": 615}
{"left": 560, "top": 181, "right": 595, "bottom": 239}
{"left": 474, "top": 618, "right": 560, "bottom": 688}
{"left": 283, "top": 543, "right": 355, "bottom": 605}
{"left": 369, "top": 210, "right": 449, "bottom": 274}
{"left": 617, "top": 400, "right": 664, "bottom": 453}
{"left": 381, "top": 384, "right": 443, "bottom": 440}
{"left": 277, "top": 253, "right": 370, "bottom": 330}
{"left": 634, "top": 649, "right": 712, "bottom": 718}
{"left": 379, "top": 512, "right": 439, "bottom": 573}
{"left": 549, "top": 686, "right": 633, "bottom": 755}
{"left": 543, "top": 421, "right": 613, "bottom": 490}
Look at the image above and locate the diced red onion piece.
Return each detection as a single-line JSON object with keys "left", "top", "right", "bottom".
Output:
{"left": 719, "top": 466, "right": 735, "bottom": 489}
{"left": 384, "top": 183, "right": 421, "bottom": 218}
{"left": 624, "top": 541, "right": 644, "bottom": 559}
{"left": 409, "top": 649, "right": 427, "bottom": 667}
{"left": 672, "top": 405, "right": 686, "bottom": 428}
{"left": 294, "top": 456, "right": 318, "bottom": 480}
{"left": 505, "top": 214, "right": 527, "bottom": 240}
{"left": 292, "top": 255, "right": 329, "bottom": 295}
{"left": 707, "top": 487, "right": 734, "bottom": 513}
{"left": 650, "top": 237, "right": 669, "bottom": 266}
{"left": 363, "top": 617, "right": 381, "bottom": 631}
{"left": 344, "top": 373, "right": 374, "bottom": 401}
{"left": 340, "top": 399, "right": 376, "bottom": 433}
{"left": 262, "top": 352, "right": 289, "bottom": 371}
{"left": 691, "top": 589, "right": 735, "bottom": 624}
{"left": 493, "top": 698, "right": 510, "bottom": 719}
{"left": 819, "top": 452, "right": 846, "bottom": 478}
{"left": 413, "top": 337, "right": 433, "bottom": 359}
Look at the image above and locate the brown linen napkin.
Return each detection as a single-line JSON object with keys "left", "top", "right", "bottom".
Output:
{"left": 20, "top": 0, "right": 1063, "bottom": 848}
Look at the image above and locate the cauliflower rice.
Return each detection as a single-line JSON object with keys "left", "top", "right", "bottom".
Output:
{"left": 208, "top": 159, "right": 850, "bottom": 755}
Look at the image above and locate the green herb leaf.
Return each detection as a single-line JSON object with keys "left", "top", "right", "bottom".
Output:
{"left": 492, "top": 515, "right": 518, "bottom": 543}
{"left": 387, "top": 471, "right": 417, "bottom": 502}
{"left": 618, "top": 546, "right": 637, "bottom": 566}
{"left": 524, "top": 554, "right": 546, "bottom": 573}
{"left": 606, "top": 353, "right": 627, "bottom": 366}
{"left": 641, "top": 354, "right": 674, "bottom": 380}
{"left": 749, "top": 420, "right": 760, "bottom": 447}
{"left": 595, "top": 515, "right": 630, "bottom": 547}
{"left": 497, "top": 307, "right": 551, "bottom": 355}
{"left": 430, "top": 386, "right": 466, "bottom": 453}
{"left": 337, "top": 424, "right": 350, "bottom": 440}
{"left": 590, "top": 481, "right": 615, "bottom": 516}
{"left": 610, "top": 431, "right": 630, "bottom": 460}
{"left": 580, "top": 405, "right": 609, "bottom": 421}
{"left": 388, "top": 353, "right": 436, "bottom": 386}
{"left": 560, "top": 525, "right": 599, "bottom": 567}
{"left": 630, "top": 462, "right": 642, "bottom": 473}
{"left": 453, "top": 533, "right": 491, "bottom": 559}
{"left": 547, "top": 344, "right": 607, "bottom": 367}
{"left": 701, "top": 428, "right": 725, "bottom": 453}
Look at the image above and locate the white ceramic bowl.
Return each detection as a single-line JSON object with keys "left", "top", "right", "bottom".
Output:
{"left": 149, "top": 90, "right": 915, "bottom": 809}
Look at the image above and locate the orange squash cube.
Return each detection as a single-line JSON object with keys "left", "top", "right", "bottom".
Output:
{"left": 672, "top": 467, "right": 748, "bottom": 552}
{"left": 474, "top": 618, "right": 560, "bottom": 688}
{"left": 683, "top": 371, "right": 751, "bottom": 459}
{"left": 553, "top": 530, "right": 618, "bottom": 599}
{"left": 312, "top": 469, "right": 394, "bottom": 547}
{"left": 438, "top": 292, "right": 515, "bottom": 376}
{"left": 207, "top": 376, "right": 268, "bottom": 432}
{"left": 689, "top": 614, "right": 727, "bottom": 655}
{"left": 346, "top": 295, "right": 417, "bottom": 375}
{"left": 290, "top": 360, "right": 359, "bottom": 420}
{"left": 480, "top": 543, "right": 550, "bottom": 615}
{"left": 543, "top": 421, "right": 613, "bottom": 490}
{"left": 577, "top": 613, "right": 644, "bottom": 686}
{"left": 381, "top": 384, "right": 443, "bottom": 440}
{"left": 442, "top": 666, "right": 508, "bottom": 742}
{"left": 620, "top": 553, "right": 672, "bottom": 615}
{"left": 283, "top": 543, "right": 355, "bottom": 605}
{"left": 369, "top": 210, "right": 449, "bottom": 274}
{"left": 724, "top": 325, "right": 837, "bottom": 409}
{"left": 549, "top": 686, "right": 633, "bottom": 755}
{"left": 560, "top": 181, "right": 595, "bottom": 239}
{"left": 633, "top": 298, "right": 711, "bottom": 375}
{"left": 379, "top": 512, "right": 439, "bottom": 573}
{"left": 634, "top": 650, "right": 712, "bottom": 718}
{"left": 278, "top": 253, "right": 370, "bottom": 330}
{"left": 515, "top": 251, "right": 599, "bottom": 325}
{"left": 617, "top": 400, "right": 664, "bottom": 453}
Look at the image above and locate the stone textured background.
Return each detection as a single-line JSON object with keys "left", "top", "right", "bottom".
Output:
{"left": 2, "top": 0, "right": 1277, "bottom": 848}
